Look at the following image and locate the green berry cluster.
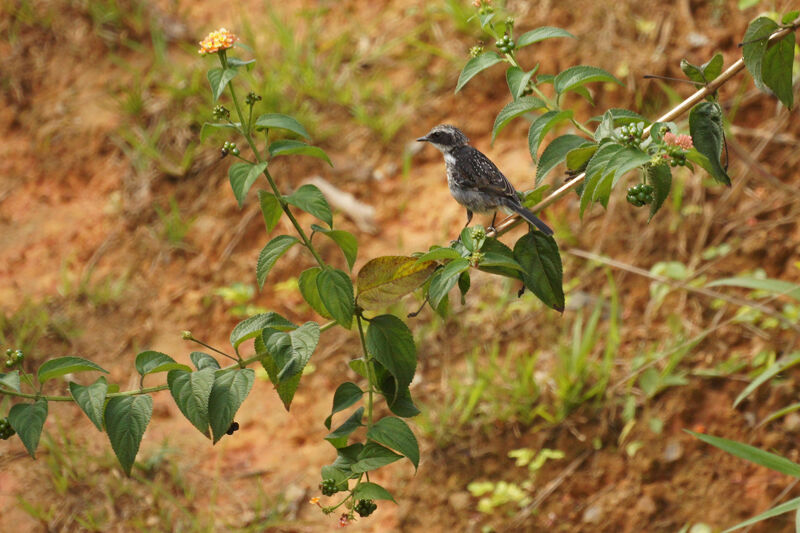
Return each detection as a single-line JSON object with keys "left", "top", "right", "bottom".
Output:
{"left": 245, "top": 92, "right": 262, "bottom": 106}
{"left": 212, "top": 105, "right": 230, "bottom": 120}
{"left": 0, "top": 417, "right": 14, "bottom": 440}
{"left": 221, "top": 141, "right": 240, "bottom": 157}
{"left": 626, "top": 183, "right": 655, "bottom": 207}
{"left": 469, "top": 44, "right": 485, "bottom": 58}
{"left": 616, "top": 122, "right": 645, "bottom": 147}
{"left": 354, "top": 499, "right": 377, "bottom": 517}
{"left": 319, "top": 478, "right": 339, "bottom": 496}
{"left": 4, "top": 348, "right": 23, "bottom": 369}
{"left": 496, "top": 34, "right": 514, "bottom": 54}
{"left": 668, "top": 152, "right": 687, "bottom": 167}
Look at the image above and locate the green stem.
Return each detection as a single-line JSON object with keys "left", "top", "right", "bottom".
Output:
{"left": 0, "top": 340, "right": 281, "bottom": 403}
{"left": 220, "top": 56, "right": 326, "bottom": 269}
{"left": 355, "top": 315, "right": 374, "bottom": 428}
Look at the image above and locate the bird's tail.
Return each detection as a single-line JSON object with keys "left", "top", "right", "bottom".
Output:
{"left": 509, "top": 204, "right": 554, "bottom": 235}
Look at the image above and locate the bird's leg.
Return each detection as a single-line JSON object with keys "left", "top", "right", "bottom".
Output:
{"left": 488, "top": 211, "right": 498, "bottom": 234}
{"left": 462, "top": 209, "right": 474, "bottom": 230}
{"left": 456, "top": 210, "right": 473, "bottom": 242}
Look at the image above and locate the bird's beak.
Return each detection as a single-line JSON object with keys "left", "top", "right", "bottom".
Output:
{"left": 416, "top": 136, "right": 428, "bottom": 142}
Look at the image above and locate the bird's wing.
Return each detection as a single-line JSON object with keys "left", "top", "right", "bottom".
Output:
{"left": 452, "top": 146, "right": 520, "bottom": 203}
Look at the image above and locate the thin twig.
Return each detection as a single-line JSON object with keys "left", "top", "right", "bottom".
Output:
{"left": 567, "top": 248, "right": 800, "bottom": 333}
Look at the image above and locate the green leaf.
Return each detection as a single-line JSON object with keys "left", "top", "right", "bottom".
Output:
{"left": 267, "top": 321, "right": 320, "bottom": 382}
{"left": 475, "top": 238, "right": 523, "bottom": 280}
{"left": 207, "top": 67, "right": 237, "bottom": 102}
{"left": 733, "top": 352, "right": 800, "bottom": 408}
{"left": 229, "top": 162, "right": 268, "bottom": 208}
{"left": 167, "top": 368, "right": 215, "bottom": 437}
{"left": 455, "top": 52, "right": 504, "bottom": 93}
{"left": 209, "top": 368, "right": 255, "bottom": 443}
{"left": 580, "top": 143, "right": 624, "bottom": 215}
{"left": 536, "top": 134, "right": 588, "bottom": 185}
{"left": 316, "top": 268, "right": 354, "bottom": 329}
{"left": 353, "top": 481, "right": 397, "bottom": 503}
{"left": 707, "top": 277, "right": 800, "bottom": 301}
{"left": 647, "top": 163, "right": 673, "bottom": 221}
{"left": 783, "top": 11, "right": 800, "bottom": 24}
{"left": 478, "top": 252, "right": 525, "bottom": 272}
{"left": 105, "top": 395, "right": 153, "bottom": 475}
{"left": 227, "top": 57, "right": 255, "bottom": 68}
{"left": 356, "top": 256, "right": 436, "bottom": 311}
{"left": 69, "top": 377, "right": 108, "bottom": 431}
{"left": 229, "top": 312, "right": 297, "bottom": 352}
{"left": 0, "top": 370, "right": 20, "bottom": 392}
{"left": 528, "top": 110, "right": 574, "bottom": 163}
{"left": 680, "top": 58, "right": 707, "bottom": 86}
{"left": 763, "top": 32, "right": 795, "bottom": 109}
{"left": 269, "top": 140, "right": 332, "bottom": 166}
{"left": 351, "top": 442, "right": 403, "bottom": 473}
{"left": 587, "top": 108, "right": 649, "bottom": 125}
{"left": 190, "top": 351, "right": 221, "bottom": 371}
{"left": 593, "top": 110, "right": 616, "bottom": 141}
{"left": 701, "top": 53, "right": 724, "bottom": 82}
{"left": 325, "top": 382, "right": 363, "bottom": 430}
{"left": 607, "top": 147, "right": 651, "bottom": 187}
{"left": 492, "top": 96, "right": 547, "bottom": 142}
{"left": 254, "top": 113, "right": 310, "bottom": 139}
{"left": 415, "top": 247, "right": 463, "bottom": 263}
{"left": 366, "top": 315, "right": 416, "bottom": 391}
{"left": 506, "top": 66, "right": 537, "bottom": 100}
{"left": 298, "top": 267, "right": 333, "bottom": 319}
{"left": 514, "top": 232, "right": 564, "bottom": 312}
{"left": 256, "top": 235, "right": 300, "bottom": 289}
{"left": 517, "top": 26, "right": 576, "bottom": 47}
{"left": 553, "top": 65, "right": 622, "bottom": 95}
{"left": 428, "top": 259, "right": 470, "bottom": 309}
{"left": 377, "top": 372, "right": 421, "bottom": 418}
{"left": 742, "top": 17, "right": 779, "bottom": 92}
{"left": 565, "top": 143, "right": 598, "bottom": 171}
{"left": 326, "top": 407, "right": 364, "bottom": 448}
{"left": 37, "top": 356, "right": 108, "bottom": 383}
{"left": 258, "top": 190, "right": 283, "bottom": 233}
{"left": 311, "top": 224, "right": 358, "bottom": 271}
{"left": 689, "top": 101, "right": 730, "bottom": 185}
{"left": 8, "top": 399, "right": 48, "bottom": 458}
{"left": 688, "top": 430, "right": 800, "bottom": 478}
{"left": 366, "top": 416, "right": 419, "bottom": 470}
{"left": 457, "top": 270, "right": 471, "bottom": 303}
{"left": 256, "top": 332, "right": 300, "bottom": 410}
{"left": 722, "top": 496, "right": 800, "bottom": 532}
{"left": 283, "top": 184, "right": 333, "bottom": 228}
{"left": 134, "top": 351, "right": 189, "bottom": 376}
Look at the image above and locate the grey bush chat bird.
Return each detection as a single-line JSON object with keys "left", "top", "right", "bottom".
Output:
{"left": 417, "top": 124, "right": 553, "bottom": 236}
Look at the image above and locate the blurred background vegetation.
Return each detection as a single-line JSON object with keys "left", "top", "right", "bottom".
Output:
{"left": 1, "top": 0, "right": 799, "bottom": 531}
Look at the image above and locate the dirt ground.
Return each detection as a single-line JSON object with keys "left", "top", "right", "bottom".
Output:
{"left": 2, "top": 0, "right": 800, "bottom": 531}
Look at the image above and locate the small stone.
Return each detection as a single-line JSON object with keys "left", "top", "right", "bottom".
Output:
{"left": 582, "top": 504, "right": 603, "bottom": 524}
{"left": 662, "top": 439, "right": 683, "bottom": 463}
{"left": 783, "top": 412, "right": 800, "bottom": 433}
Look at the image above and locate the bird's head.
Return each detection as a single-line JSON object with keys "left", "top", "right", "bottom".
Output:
{"left": 416, "top": 124, "right": 469, "bottom": 153}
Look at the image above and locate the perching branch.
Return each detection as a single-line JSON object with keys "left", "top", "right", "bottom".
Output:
{"left": 491, "top": 20, "right": 799, "bottom": 238}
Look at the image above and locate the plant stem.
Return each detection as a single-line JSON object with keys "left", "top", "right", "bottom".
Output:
{"left": 355, "top": 315, "right": 374, "bottom": 427}
{"left": 221, "top": 56, "right": 326, "bottom": 269}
